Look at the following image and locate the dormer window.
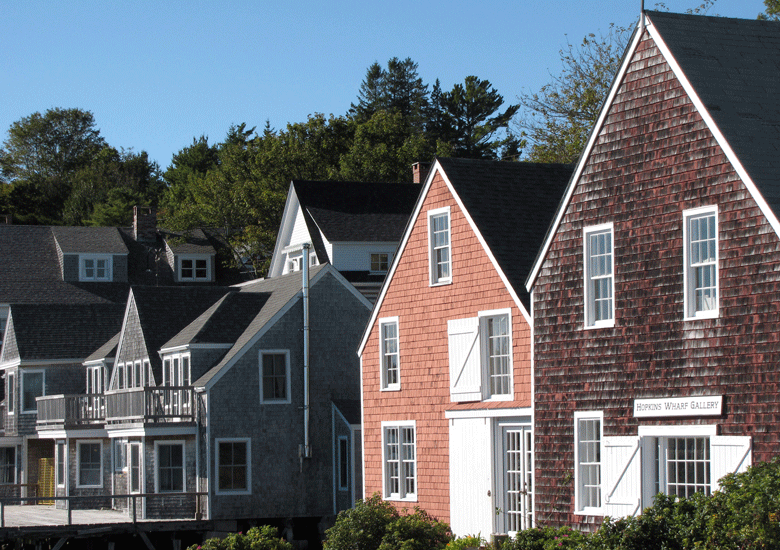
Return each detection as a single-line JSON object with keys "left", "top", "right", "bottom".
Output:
{"left": 286, "top": 256, "right": 301, "bottom": 274}
{"left": 371, "top": 253, "right": 389, "bottom": 273}
{"left": 80, "top": 255, "right": 112, "bottom": 281}
{"left": 179, "top": 257, "right": 210, "bottom": 281}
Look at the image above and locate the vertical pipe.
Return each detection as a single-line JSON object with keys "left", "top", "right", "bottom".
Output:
{"left": 302, "top": 244, "right": 312, "bottom": 459}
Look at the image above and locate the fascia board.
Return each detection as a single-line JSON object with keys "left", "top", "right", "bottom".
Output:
{"left": 268, "top": 183, "right": 299, "bottom": 278}
{"left": 110, "top": 290, "right": 136, "bottom": 388}
{"left": 526, "top": 16, "right": 646, "bottom": 292}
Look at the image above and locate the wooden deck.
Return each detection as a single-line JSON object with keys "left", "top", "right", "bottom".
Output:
{"left": 1, "top": 505, "right": 132, "bottom": 528}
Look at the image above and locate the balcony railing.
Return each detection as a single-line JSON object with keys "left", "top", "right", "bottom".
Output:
{"left": 105, "top": 387, "right": 195, "bottom": 424}
{"left": 37, "top": 394, "right": 105, "bottom": 428}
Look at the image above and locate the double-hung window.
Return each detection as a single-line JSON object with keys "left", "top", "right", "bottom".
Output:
{"left": 428, "top": 207, "right": 451, "bottom": 285}
{"left": 379, "top": 318, "right": 400, "bottom": 391}
{"left": 260, "top": 351, "right": 290, "bottom": 404}
{"left": 0, "top": 447, "right": 15, "bottom": 484}
{"left": 80, "top": 255, "right": 112, "bottom": 281}
{"left": 156, "top": 442, "right": 184, "bottom": 492}
{"left": 77, "top": 441, "right": 102, "bottom": 488}
{"left": 584, "top": 224, "right": 614, "bottom": 328}
{"left": 448, "top": 310, "right": 512, "bottom": 402}
{"left": 684, "top": 207, "right": 718, "bottom": 319}
{"left": 574, "top": 411, "right": 602, "bottom": 514}
{"left": 382, "top": 421, "right": 416, "bottom": 501}
{"left": 21, "top": 370, "right": 44, "bottom": 413}
{"left": 216, "top": 439, "right": 250, "bottom": 494}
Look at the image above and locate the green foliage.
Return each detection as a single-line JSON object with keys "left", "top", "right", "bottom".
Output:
{"left": 758, "top": 0, "right": 780, "bottom": 20}
{"left": 503, "top": 526, "right": 585, "bottom": 550}
{"left": 189, "top": 526, "right": 293, "bottom": 550}
{"left": 445, "top": 534, "right": 485, "bottom": 550}
{"left": 324, "top": 494, "right": 452, "bottom": 550}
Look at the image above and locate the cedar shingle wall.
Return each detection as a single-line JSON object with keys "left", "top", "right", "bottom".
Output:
{"left": 533, "top": 34, "right": 780, "bottom": 529}
{"left": 362, "top": 173, "right": 531, "bottom": 522}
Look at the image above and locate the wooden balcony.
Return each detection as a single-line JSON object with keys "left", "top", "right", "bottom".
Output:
{"left": 37, "top": 395, "right": 105, "bottom": 430}
{"left": 105, "top": 387, "right": 195, "bottom": 425}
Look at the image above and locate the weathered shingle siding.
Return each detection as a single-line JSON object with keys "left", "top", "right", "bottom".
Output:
{"left": 533, "top": 34, "right": 780, "bottom": 528}
{"left": 116, "top": 300, "right": 148, "bottom": 370}
{"left": 362, "top": 172, "right": 531, "bottom": 523}
{"left": 207, "top": 272, "right": 368, "bottom": 519}
{"left": 62, "top": 255, "right": 79, "bottom": 282}
{"left": 145, "top": 436, "right": 197, "bottom": 519}
{"left": 66, "top": 438, "right": 113, "bottom": 510}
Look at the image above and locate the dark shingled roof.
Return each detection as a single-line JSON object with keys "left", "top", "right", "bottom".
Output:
{"left": 86, "top": 332, "right": 120, "bottom": 363}
{"left": 437, "top": 158, "right": 573, "bottom": 310}
{"left": 292, "top": 182, "right": 421, "bottom": 262}
{"left": 646, "top": 11, "right": 780, "bottom": 214}
{"left": 51, "top": 226, "right": 128, "bottom": 254}
{"left": 9, "top": 303, "right": 125, "bottom": 361}
{"left": 333, "top": 399, "right": 361, "bottom": 425}
{"left": 160, "top": 228, "right": 217, "bottom": 255}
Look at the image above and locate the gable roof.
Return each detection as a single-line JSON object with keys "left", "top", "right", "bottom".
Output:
{"left": 160, "top": 228, "right": 218, "bottom": 255}
{"left": 358, "top": 158, "right": 573, "bottom": 355}
{"left": 51, "top": 226, "right": 128, "bottom": 255}
{"left": 85, "top": 332, "right": 120, "bottom": 364}
{"left": 527, "top": 11, "right": 780, "bottom": 290}
{"left": 7, "top": 303, "right": 125, "bottom": 362}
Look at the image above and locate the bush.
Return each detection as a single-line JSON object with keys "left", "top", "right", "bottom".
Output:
{"left": 503, "top": 526, "right": 585, "bottom": 550}
{"left": 446, "top": 534, "right": 486, "bottom": 550}
{"left": 189, "top": 526, "right": 293, "bottom": 550}
{"left": 324, "top": 494, "right": 453, "bottom": 550}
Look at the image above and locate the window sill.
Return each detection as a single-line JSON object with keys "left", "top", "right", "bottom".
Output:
{"left": 429, "top": 280, "right": 452, "bottom": 288}
{"left": 574, "top": 508, "right": 604, "bottom": 517}
{"left": 260, "top": 399, "right": 291, "bottom": 405}
{"left": 684, "top": 310, "right": 719, "bottom": 321}
{"left": 584, "top": 320, "right": 615, "bottom": 330}
{"left": 216, "top": 488, "right": 251, "bottom": 496}
{"left": 384, "top": 495, "right": 417, "bottom": 503}
{"left": 380, "top": 386, "right": 401, "bottom": 392}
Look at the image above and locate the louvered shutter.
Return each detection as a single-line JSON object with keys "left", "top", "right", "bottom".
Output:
{"left": 603, "top": 436, "right": 642, "bottom": 518}
{"left": 710, "top": 435, "right": 752, "bottom": 492}
{"left": 447, "top": 317, "right": 482, "bottom": 402}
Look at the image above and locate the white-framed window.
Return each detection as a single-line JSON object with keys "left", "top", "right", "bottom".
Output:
{"left": 338, "top": 436, "right": 349, "bottom": 491}
{"left": 163, "top": 354, "right": 191, "bottom": 387}
{"left": 584, "top": 224, "right": 615, "bottom": 328}
{"left": 427, "top": 207, "right": 451, "bottom": 285}
{"left": 0, "top": 447, "right": 15, "bottom": 484}
{"left": 448, "top": 309, "right": 513, "bottom": 402}
{"left": 179, "top": 256, "right": 210, "bottom": 281}
{"left": 77, "top": 441, "right": 103, "bottom": 488}
{"left": 378, "top": 317, "right": 400, "bottom": 391}
{"left": 7, "top": 372, "right": 14, "bottom": 415}
{"left": 21, "top": 369, "right": 44, "bottom": 413}
{"left": 216, "top": 438, "right": 251, "bottom": 494}
{"left": 259, "top": 351, "right": 290, "bottom": 404}
{"left": 684, "top": 206, "right": 719, "bottom": 319}
{"left": 56, "top": 441, "right": 66, "bottom": 487}
{"left": 382, "top": 421, "right": 416, "bottom": 501}
{"left": 286, "top": 256, "right": 302, "bottom": 274}
{"left": 370, "top": 253, "right": 390, "bottom": 273}
{"left": 80, "top": 255, "right": 112, "bottom": 281}
{"left": 86, "top": 366, "right": 106, "bottom": 395}
{"left": 656, "top": 436, "right": 711, "bottom": 498}
{"left": 113, "top": 439, "right": 127, "bottom": 472}
{"left": 155, "top": 441, "right": 184, "bottom": 493}
{"left": 574, "top": 411, "right": 603, "bottom": 515}
{"left": 129, "top": 442, "right": 142, "bottom": 494}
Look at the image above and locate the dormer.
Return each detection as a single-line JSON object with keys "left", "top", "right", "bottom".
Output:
{"left": 51, "top": 227, "right": 129, "bottom": 283}
{"left": 161, "top": 229, "right": 217, "bottom": 283}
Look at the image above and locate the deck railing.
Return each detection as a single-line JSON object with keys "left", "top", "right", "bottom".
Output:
{"left": 105, "top": 387, "right": 195, "bottom": 424}
{"left": 36, "top": 394, "right": 105, "bottom": 427}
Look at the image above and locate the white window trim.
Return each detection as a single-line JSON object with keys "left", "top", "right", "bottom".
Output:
{"left": 154, "top": 440, "right": 185, "bottom": 493}
{"left": 215, "top": 438, "right": 251, "bottom": 495}
{"left": 56, "top": 441, "right": 66, "bottom": 488}
{"left": 128, "top": 441, "right": 143, "bottom": 494}
{"left": 113, "top": 438, "right": 127, "bottom": 473}
{"left": 378, "top": 317, "right": 400, "bottom": 392}
{"left": 79, "top": 254, "right": 113, "bottom": 282}
{"left": 178, "top": 255, "right": 212, "bottom": 282}
{"left": 7, "top": 372, "right": 14, "bottom": 415}
{"left": 479, "top": 308, "right": 513, "bottom": 401}
{"left": 76, "top": 440, "right": 103, "bottom": 489}
{"left": 637, "top": 425, "right": 717, "bottom": 437}
{"left": 21, "top": 369, "right": 45, "bottom": 413}
{"left": 381, "top": 420, "right": 417, "bottom": 502}
{"left": 259, "top": 350, "right": 291, "bottom": 404}
{"left": 573, "top": 410, "right": 604, "bottom": 516}
{"left": 683, "top": 206, "right": 719, "bottom": 320}
{"left": 427, "top": 206, "right": 452, "bottom": 286}
{"left": 583, "top": 223, "right": 615, "bottom": 329}
{"left": 162, "top": 352, "right": 191, "bottom": 387}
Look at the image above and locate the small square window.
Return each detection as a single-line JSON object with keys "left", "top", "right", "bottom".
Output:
{"left": 371, "top": 253, "right": 389, "bottom": 273}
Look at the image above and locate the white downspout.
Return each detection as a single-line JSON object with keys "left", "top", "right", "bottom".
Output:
{"left": 301, "top": 244, "right": 312, "bottom": 466}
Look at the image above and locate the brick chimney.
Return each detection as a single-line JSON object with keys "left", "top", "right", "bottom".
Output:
{"left": 412, "top": 162, "right": 431, "bottom": 184}
{"left": 133, "top": 206, "right": 157, "bottom": 242}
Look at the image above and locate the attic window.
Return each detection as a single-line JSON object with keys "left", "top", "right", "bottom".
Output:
{"left": 80, "top": 255, "right": 112, "bottom": 282}
{"left": 179, "top": 257, "right": 210, "bottom": 281}
{"left": 371, "top": 253, "right": 389, "bottom": 273}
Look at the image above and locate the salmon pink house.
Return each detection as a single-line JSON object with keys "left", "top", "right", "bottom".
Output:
{"left": 358, "top": 158, "right": 572, "bottom": 537}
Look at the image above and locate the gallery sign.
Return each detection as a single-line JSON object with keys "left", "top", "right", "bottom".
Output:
{"left": 634, "top": 396, "right": 722, "bottom": 418}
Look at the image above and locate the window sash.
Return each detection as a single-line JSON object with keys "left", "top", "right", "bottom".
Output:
{"left": 380, "top": 322, "right": 399, "bottom": 389}
{"left": 262, "top": 353, "right": 287, "bottom": 401}
{"left": 371, "top": 253, "right": 389, "bottom": 272}
{"left": 585, "top": 228, "right": 614, "bottom": 326}
{"left": 660, "top": 437, "right": 711, "bottom": 498}
{"left": 577, "top": 418, "right": 601, "bottom": 510}
{"left": 78, "top": 443, "right": 101, "bottom": 487}
{"left": 685, "top": 210, "right": 718, "bottom": 317}
{"left": 384, "top": 425, "right": 416, "bottom": 499}
{"left": 485, "top": 315, "right": 510, "bottom": 397}
{"left": 0, "top": 447, "right": 15, "bottom": 484}
{"left": 430, "top": 212, "right": 451, "bottom": 283}
{"left": 218, "top": 441, "right": 248, "bottom": 492}
{"left": 157, "top": 444, "right": 184, "bottom": 492}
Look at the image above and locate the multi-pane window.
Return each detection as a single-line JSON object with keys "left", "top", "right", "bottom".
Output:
{"left": 21, "top": 370, "right": 44, "bottom": 412}
{"left": 81, "top": 256, "right": 111, "bottom": 281}
{"left": 157, "top": 443, "right": 184, "bottom": 492}
{"left": 113, "top": 439, "right": 127, "bottom": 472}
{"left": 575, "top": 414, "right": 602, "bottom": 512}
{"left": 379, "top": 318, "right": 400, "bottom": 390}
{"left": 383, "top": 423, "right": 416, "bottom": 500}
{"left": 685, "top": 208, "right": 718, "bottom": 318}
{"left": 180, "top": 257, "right": 209, "bottom": 281}
{"left": 0, "top": 447, "right": 15, "bottom": 484}
{"left": 7, "top": 373, "right": 14, "bottom": 414}
{"left": 78, "top": 442, "right": 102, "bottom": 487}
{"left": 658, "top": 437, "right": 711, "bottom": 498}
{"left": 484, "top": 314, "right": 511, "bottom": 397}
{"left": 584, "top": 225, "right": 614, "bottom": 327}
{"left": 217, "top": 439, "right": 249, "bottom": 493}
{"left": 371, "top": 253, "right": 389, "bottom": 273}
{"left": 129, "top": 443, "right": 142, "bottom": 493}
{"left": 260, "top": 352, "right": 289, "bottom": 403}
{"left": 428, "top": 209, "right": 451, "bottom": 285}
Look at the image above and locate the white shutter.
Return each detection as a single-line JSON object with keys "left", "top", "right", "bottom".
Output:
{"left": 447, "top": 317, "right": 482, "bottom": 402}
{"left": 603, "top": 436, "right": 642, "bottom": 518}
{"left": 710, "top": 435, "right": 752, "bottom": 493}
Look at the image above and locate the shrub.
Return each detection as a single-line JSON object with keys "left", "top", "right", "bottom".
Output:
{"left": 378, "top": 508, "right": 453, "bottom": 550}
{"left": 503, "top": 526, "right": 586, "bottom": 550}
{"left": 189, "top": 526, "right": 293, "bottom": 550}
{"left": 446, "top": 534, "right": 486, "bottom": 550}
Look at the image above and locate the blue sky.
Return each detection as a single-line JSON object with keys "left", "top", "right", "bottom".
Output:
{"left": 0, "top": 0, "right": 766, "bottom": 170}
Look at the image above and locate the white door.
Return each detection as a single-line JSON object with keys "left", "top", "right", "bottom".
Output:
{"left": 497, "top": 424, "right": 533, "bottom": 534}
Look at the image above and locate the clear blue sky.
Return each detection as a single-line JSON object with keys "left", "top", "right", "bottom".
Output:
{"left": 0, "top": 0, "right": 766, "bottom": 170}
